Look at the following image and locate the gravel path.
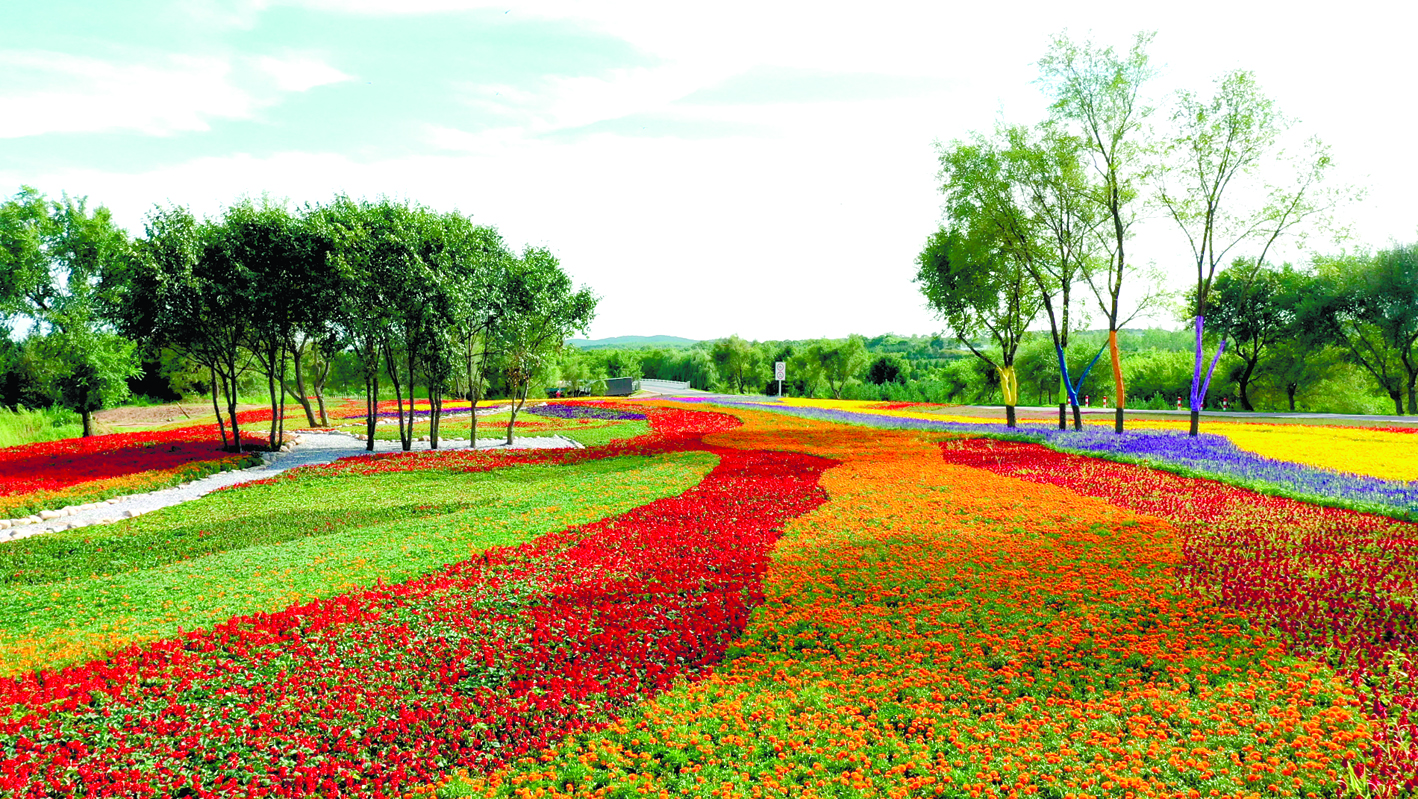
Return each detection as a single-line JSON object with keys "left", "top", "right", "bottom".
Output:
{"left": 1, "top": 431, "right": 581, "bottom": 543}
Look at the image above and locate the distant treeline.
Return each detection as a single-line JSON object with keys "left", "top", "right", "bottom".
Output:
{"left": 558, "top": 322, "right": 1403, "bottom": 415}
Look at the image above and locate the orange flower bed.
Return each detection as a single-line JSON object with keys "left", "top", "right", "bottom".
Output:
{"left": 433, "top": 407, "right": 1367, "bottom": 799}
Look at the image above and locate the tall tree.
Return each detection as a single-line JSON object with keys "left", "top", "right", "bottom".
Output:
{"left": 1038, "top": 31, "right": 1157, "bottom": 433}
{"left": 940, "top": 125, "right": 1104, "bottom": 430}
{"left": 494, "top": 247, "right": 597, "bottom": 444}
{"left": 318, "top": 196, "right": 393, "bottom": 452}
{"left": 120, "top": 205, "right": 254, "bottom": 449}
{"left": 214, "top": 200, "right": 333, "bottom": 450}
{"left": 915, "top": 225, "right": 1040, "bottom": 427}
{"left": 0, "top": 187, "right": 139, "bottom": 436}
{"left": 1157, "top": 69, "right": 1338, "bottom": 434}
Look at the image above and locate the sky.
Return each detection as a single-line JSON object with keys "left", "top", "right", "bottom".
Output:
{"left": 3, "top": 0, "right": 1415, "bottom": 341}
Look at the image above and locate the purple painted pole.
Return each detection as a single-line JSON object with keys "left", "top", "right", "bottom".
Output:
{"left": 1189, "top": 315, "right": 1226, "bottom": 411}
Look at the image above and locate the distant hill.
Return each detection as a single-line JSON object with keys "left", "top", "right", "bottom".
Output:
{"left": 568, "top": 335, "right": 701, "bottom": 350}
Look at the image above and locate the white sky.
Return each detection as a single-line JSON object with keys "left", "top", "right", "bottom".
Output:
{"left": 3, "top": 0, "right": 1414, "bottom": 341}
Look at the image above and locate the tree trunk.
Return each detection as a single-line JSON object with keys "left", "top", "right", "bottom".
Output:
{"left": 364, "top": 371, "right": 378, "bottom": 452}
{"left": 1393, "top": 392, "right": 1405, "bottom": 416}
{"left": 1408, "top": 372, "right": 1417, "bottom": 414}
{"left": 384, "top": 343, "right": 409, "bottom": 451}
{"left": 1070, "top": 402, "right": 1082, "bottom": 431}
{"left": 1005, "top": 403, "right": 1017, "bottom": 429}
{"left": 506, "top": 380, "right": 525, "bottom": 445}
{"left": 1287, "top": 384, "right": 1298, "bottom": 412}
{"left": 1237, "top": 357, "right": 1258, "bottom": 412}
{"left": 266, "top": 349, "right": 281, "bottom": 452}
{"left": 1109, "top": 329, "right": 1125, "bottom": 434}
{"left": 288, "top": 343, "right": 318, "bottom": 427}
{"left": 210, "top": 365, "right": 228, "bottom": 449}
{"left": 225, "top": 355, "right": 242, "bottom": 452}
{"left": 405, "top": 349, "right": 418, "bottom": 451}
{"left": 1057, "top": 402, "right": 1066, "bottom": 430}
{"left": 1189, "top": 409, "right": 1201, "bottom": 437}
{"left": 81, "top": 409, "right": 92, "bottom": 438}
{"left": 313, "top": 351, "right": 330, "bottom": 427}
{"left": 429, "top": 382, "right": 441, "bottom": 450}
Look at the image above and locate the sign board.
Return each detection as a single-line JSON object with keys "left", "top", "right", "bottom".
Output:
{"left": 774, "top": 361, "right": 786, "bottom": 381}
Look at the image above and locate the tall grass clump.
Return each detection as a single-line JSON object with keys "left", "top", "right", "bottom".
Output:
{"left": 0, "top": 406, "right": 85, "bottom": 449}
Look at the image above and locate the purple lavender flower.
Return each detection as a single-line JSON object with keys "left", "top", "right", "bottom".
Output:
{"left": 526, "top": 403, "right": 647, "bottom": 421}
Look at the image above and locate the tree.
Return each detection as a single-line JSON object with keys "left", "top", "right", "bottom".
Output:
{"left": 0, "top": 187, "right": 140, "bottom": 436}
{"left": 1307, "top": 247, "right": 1418, "bottom": 415}
{"left": 1039, "top": 31, "right": 1158, "bottom": 434}
{"left": 915, "top": 225, "right": 1040, "bottom": 427}
{"left": 866, "top": 354, "right": 906, "bottom": 385}
{"left": 1196, "top": 260, "right": 1307, "bottom": 410}
{"left": 119, "top": 205, "right": 254, "bottom": 450}
{"left": 1157, "top": 69, "right": 1339, "bottom": 434}
{"left": 711, "top": 336, "right": 762, "bottom": 394}
{"left": 318, "top": 196, "right": 396, "bottom": 452}
{"left": 938, "top": 125, "right": 1104, "bottom": 430}
{"left": 806, "top": 336, "right": 869, "bottom": 399}
{"left": 494, "top": 247, "right": 596, "bottom": 444}
{"left": 212, "top": 199, "right": 335, "bottom": 450}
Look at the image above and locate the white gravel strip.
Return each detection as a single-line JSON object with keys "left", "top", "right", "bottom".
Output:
{"left": 1, "top": 431, "right": 581, "bottom": 544}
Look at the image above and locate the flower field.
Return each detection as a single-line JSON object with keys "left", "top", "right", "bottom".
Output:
{"left": 3, "top": 398, "right": 1414, "bottom": 797}
{"left": 0, "top": 420, "right": 272, "bottom": 519}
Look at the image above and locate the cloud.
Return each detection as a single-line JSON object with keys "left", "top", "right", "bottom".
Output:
{"left": 0, "top": 49, "right": 353, "bottom": 139}
{"left": 254, "top": 54, "right": 353, "bottom": 92}
{"left": 0, "top": 50, "right": 256, "bottom": 138}
{"left": 680, "top": 68, "right": 956, "bottom": 106}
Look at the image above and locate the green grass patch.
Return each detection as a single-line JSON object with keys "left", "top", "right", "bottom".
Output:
{"left": 0, "top": 407, "right": 85, "bottom": 449}
{"left": 0, "top": 451, "right": 716, "bottom": 675}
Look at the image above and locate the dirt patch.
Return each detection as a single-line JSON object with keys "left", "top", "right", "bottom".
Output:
{"left": 95, "top": 403, "right": 263, "bottom": 431}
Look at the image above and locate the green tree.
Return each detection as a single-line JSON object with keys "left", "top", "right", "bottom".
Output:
{"left": 915, "top": 225, "right": 1040, "bottom": 427}
{"left": 119, "top": 205, "right": 254, "bottom": 449}
{"left": 494, "top": 247, "right": 597, "bottom": 443}
{"left": 1308, "top": 247, "right": 1418, "bottom": 414}
{"left": 939, "top": 125, "right": 1105, "bottom": 430}
{"left": 1039, "top": 31, "right": 1158, "bottom": 433}
{"left": 212, "top": 199, "right": 334, "bottom": 449}
{"left": 1196, "top": 260, "right": 1307, "bottom": 410}
{"left": 866, "top": 353, "right": 907, "bottom": 386}
{"left": 1158, "top": 69, "right": 1340, "bottom": 434}
{"left": 711, "top": 335, "right": 763, "bottom": 394}
{"left": 1, "top": 187, "right": 140, "bottom": 437}
{"left": 805, "top": 336, "right": 869, "bottom": 399}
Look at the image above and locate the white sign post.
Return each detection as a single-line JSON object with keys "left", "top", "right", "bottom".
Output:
{"left": 774, "top": 361, "right": 786, "bottom": 397}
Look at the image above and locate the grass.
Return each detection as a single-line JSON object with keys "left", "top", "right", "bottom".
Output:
{"left": 0, "top": 450, "right": 716, "bottom": 675}
{"left": 0, "top": 407, "right": 84, "bottom": 448}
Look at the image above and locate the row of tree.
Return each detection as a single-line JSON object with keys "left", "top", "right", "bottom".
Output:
{"left": 0, "top": 188, "right": 596, "bottom": 450}
{"left": 917, "top": 32, "right": 1349, "bottom": 433}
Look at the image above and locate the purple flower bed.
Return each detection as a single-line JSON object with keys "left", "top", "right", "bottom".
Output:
{"left": 683, "top": 397, "right": 1418, "bottom": 519}
{"left": 527, "top": 403, "right": 647, "bottom": 422}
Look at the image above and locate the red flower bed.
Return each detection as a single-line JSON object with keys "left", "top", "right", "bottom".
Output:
{"left": 0, "top": 408, "right": 834, "bottom": 798}
{"left": 0, "top": 412, "right": 271, "bottom": 498}
{"left": 941, "top": 437, "right": 1418, "bottom": 793}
